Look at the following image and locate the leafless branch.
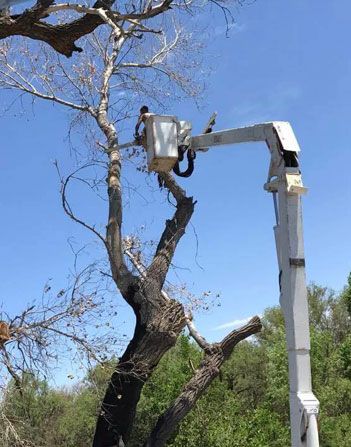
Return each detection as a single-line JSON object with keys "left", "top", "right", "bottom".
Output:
{"left": 0, "top": 264, "right": 121, "bottom": 389}
{"left": 55, "top": 162, "right": 108, "bottom": 249}
{"left": 144, "top": 317, "right": 262, "bottom": 447}
{"left": 123, "top": 238, "right": 211, "bottom": 350}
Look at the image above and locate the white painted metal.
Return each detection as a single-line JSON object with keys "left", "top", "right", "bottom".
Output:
{"left": 178, "top": 120, "right": 192, "bottom": 144}
{"left": 145, "top": 115, "right": 179, "bottom": 172}
{"left": 277, "top": 170, "right": 319, "bottom": 447}
{"left": 190, "top": 121, "right": 319, "bottom": 447}
{"left": 286, "top": 169, "right": 308, "bottom": 195}
{"left": 306, "top": 414, "right": 319, "bottom": 446}
{"left": 273, "top": 121, "right": 301, "bottom": 153}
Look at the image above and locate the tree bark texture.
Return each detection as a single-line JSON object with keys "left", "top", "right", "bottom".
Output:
{"left": 93, "top": 291, "right": 187, "bottom": 446}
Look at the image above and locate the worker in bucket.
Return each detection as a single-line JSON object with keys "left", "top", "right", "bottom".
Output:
{"left": 134, "top": 105, "right": 152, "bottom": 148}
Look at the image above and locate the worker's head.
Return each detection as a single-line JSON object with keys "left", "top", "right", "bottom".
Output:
{"left": 140, "top": 105, "right": 149, "bottom": 115}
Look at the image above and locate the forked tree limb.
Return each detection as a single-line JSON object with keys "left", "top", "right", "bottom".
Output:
{"left": 0, "top": 0, "right": 174, "bottom": 57}
{"left": 0, "top": 0, "right": 116, "bottom": 57}
{"left": 123, "top": 242, "right": 212, "bottom": 351}
{"left": 92, "top": 284, "right": 187, "bottom": 446}
{"left": 144, "top": 316, "right": 262, "bottom": 447}
{"left": 122, "top": 236, "right": 262, "bottom": 447}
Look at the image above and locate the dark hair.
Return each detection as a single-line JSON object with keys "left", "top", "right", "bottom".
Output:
{"left": 140, "top": 105, "right": 149, "bottom": 114}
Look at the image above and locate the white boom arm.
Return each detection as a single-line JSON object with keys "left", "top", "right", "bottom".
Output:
{"left": 190, "top": 121, "right": 319, "bottom": 447}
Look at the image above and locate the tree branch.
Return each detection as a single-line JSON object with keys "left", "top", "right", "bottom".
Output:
{"left": 105, "top": 150, "right": 134, "bottom": 294}
{"left": 0, "top": 0, "right": 115, "bottom": 57}
{"left": 0, "top": 0, "right": 175, "bottom": 57}
{"left": 57, "top": 163, "right": 108, "bottom": 248}
{"left": 144, "top": 316, "right": 262, "bottom": 447}
{"left": 123, "top": 241, "right": 211, "bottom": 350}
{"left": 185, "top": 315, "right": 210, "bottom": 351}
{"left": 147, "top": 172, "right": 195, "bottom": 290}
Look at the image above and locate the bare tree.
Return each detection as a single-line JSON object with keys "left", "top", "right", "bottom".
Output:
{"left": 0, "top": 260, "right": 122, "bottom": 447}
{"left": 0, "top": 2, "right": 262, "bottom": 446}
{"left": 0, "top": 263, "right": 121, "bottom": 390}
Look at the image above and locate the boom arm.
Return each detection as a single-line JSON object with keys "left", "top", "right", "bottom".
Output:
{"left": 191, "top": 121, "right": 300, "bottom": 179}
{"left": 191, "top": 121, "right": 319, "bottom": 447}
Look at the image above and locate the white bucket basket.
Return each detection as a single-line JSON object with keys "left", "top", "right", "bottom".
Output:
{"left": 145, "top": 115, "right": 179, "bottom": 172}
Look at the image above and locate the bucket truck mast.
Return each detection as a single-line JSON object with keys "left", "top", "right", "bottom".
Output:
{"left": 189, "top": 121, "right": 320, "bottom": 447}
{"left": 111, "top": 117, "right": 320, "bottom": 447}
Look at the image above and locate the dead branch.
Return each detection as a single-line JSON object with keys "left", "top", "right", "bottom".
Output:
{"left": 56, "top": 162, "right": 108, "bottom": 249}
{"left": 0, "top": 406, "right": 33, "bottom": 447}
{"left": 144, "top": 316, "right": 262, "bottom": 447}
{"left": 123, "top": 238, "right": 211, "bottom": 351}
{"left": 0, "top": 264, "right": 120, "bottom": 388}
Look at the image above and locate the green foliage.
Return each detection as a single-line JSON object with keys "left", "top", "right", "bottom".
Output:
{"left": 341, "top": 273, "right": 351, "bottom": 317}
{"left": 1, "top": 374, "right": 68, "bottom": 446}
{"left": 1, "top": 276, "right": 351, "bottom": 446}
{"left": 0, "top": 363, "right": 115, "bottom": 447}
{"left": 339, "top": 335, "right": 351, "bottom": 380}
{"left": 129, "top": 335, "right": 201, "bottom": 446}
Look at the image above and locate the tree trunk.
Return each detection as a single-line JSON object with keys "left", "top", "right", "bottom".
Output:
{"left": 93, "top": 286, "right": 187, "bottom": 446}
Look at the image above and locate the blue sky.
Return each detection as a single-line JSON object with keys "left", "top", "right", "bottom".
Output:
{"left": 1, "top": 0, "right": 350, "bottom": 377}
